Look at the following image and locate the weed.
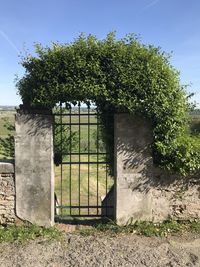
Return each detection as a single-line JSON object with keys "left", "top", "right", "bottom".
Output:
{"left": 0, "top": 224, "right": 63, "bottom": 243}
{"left": 78, "top": 220, "right": 200, "bottom": 237}
{"left": 190, "top": 220, "right": 200, "bottom": 233}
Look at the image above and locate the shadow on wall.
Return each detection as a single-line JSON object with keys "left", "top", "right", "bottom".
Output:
{"left": 16, "top": 108, "right": 53, "bottom": 138}
{"left": 116, "top": 115, "right": 200, "bottom": 194}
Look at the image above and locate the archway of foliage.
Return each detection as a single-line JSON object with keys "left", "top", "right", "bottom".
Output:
{"left": 17, "top": 33, "right": 200, "bottom": 175}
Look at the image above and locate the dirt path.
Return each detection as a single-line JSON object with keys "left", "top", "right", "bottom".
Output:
{"left": 0, "top": 232, "right": 200, "bottom": 267}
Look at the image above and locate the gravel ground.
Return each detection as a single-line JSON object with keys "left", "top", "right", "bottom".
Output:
{"left": 0, "top": 231, "right": 200, "bottom": 267}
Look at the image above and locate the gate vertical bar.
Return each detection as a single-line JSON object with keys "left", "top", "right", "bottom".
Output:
{"left": 69, "top": 104, "right": 72, "bottom": 216}
{"left": 53, "top": 110, "right": 56, "bottom": 217}
{"left": 88, "top": 103, "right": 90, "bottom": 215}
{"left": 78, "top": 102, "right": 81, "bottom": 215}
{"left": 105, "top": 114, "right": 111, "bottom": 217}
{"left": 96, "top": 112, "right": 99, "bottom": 215}
{"left": 60, "top": 102, "right": 63, "bottom": 218}
{"left": 105, "top": 116, "right": 108, "bottom": 216}
{"left": 106, "top": 161, "right": 108, "bottom": 217}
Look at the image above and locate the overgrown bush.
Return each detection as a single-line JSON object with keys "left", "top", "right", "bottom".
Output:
{"left": 16, "top": 33, "right": 200, "bottom": 175}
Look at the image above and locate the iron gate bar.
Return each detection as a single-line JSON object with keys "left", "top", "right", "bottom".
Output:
{"left": 105, "top": 130, "right": 108, "bottom": 216}
{"left": 88, "top": 104, "right": 90, "bottom": 215}
{"left": 57, "top": 205, "right": 114, "bottom": 209}
{"left": 55, "top": 122, "right": 101, "bottom": 126}
{"left": 63, "top": 152, "right": 108, "bottom": 155}
{"left": 78, "top": 102, "right": 81, "bottom": 215}
{"left": 55, "top": 215, "right": 109, "bottom": 218}
{"left": 60, "top": 103, "right": 63, "bottom": 217}
{"left": 61, "top": 162, "right": 110, "bottom": 164}
{"left": 69, "top": 105, "right": 72, "bottom": 216}
{"left": 54, "top": 113, "right": 97, "bottom": 116}
{"left": 97, "top": 112, "right": 99, "bottom": 215}
{"left": 106, "top": 162, "right": 108, "bottom": 216}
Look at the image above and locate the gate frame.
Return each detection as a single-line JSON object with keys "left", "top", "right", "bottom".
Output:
{"left": 53, "top": 102, "right": 114, "bottom": 219}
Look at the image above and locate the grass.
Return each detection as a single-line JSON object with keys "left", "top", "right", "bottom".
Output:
{"left": 0, "top": 224, "right": 63, "bottom": 243}
{"left": 1, "top": 220, "right": 200, "bottom": 243}
{"left": 54, "top": 155, "right": 113, "bottom": 216}
{"left": 0, "top": 111, "right": 15, "bottom": 159}
{"left": 78, "top": 220, "right": 200, "bottom": 237}
{"left": 0, "top": 111, "right": 15, "bottom": 137}
{"left": 1, "top": 220, "right": 200, "bottom": 244}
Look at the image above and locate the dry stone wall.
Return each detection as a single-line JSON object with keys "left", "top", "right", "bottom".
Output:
{"left": 0, "top": 161, "right": 16, "bottom": 224}
{"left": 150, "top": 172, "right": 200, "bottom": 222}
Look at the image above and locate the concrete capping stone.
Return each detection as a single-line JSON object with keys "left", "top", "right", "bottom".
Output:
{"left": 0, "top": 160, "right": 14, "bottom": 174}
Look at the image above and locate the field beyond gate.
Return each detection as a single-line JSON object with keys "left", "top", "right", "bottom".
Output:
{"left": 53, "top": 103, "right": 114, "bottom": 219}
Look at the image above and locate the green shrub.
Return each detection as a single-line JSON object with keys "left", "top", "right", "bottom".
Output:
{"left": 16, "top": 33, "right": 200, "bottom": 175}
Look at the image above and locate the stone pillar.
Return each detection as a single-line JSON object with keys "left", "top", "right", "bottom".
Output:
{"left": 15, "top": 108, "right": 54, "bottom": 227}
{"left": 114, "top": 113, "right": 154, "bottom": 225}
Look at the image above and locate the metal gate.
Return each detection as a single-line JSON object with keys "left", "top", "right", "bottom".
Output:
{"left": 53, "top": 102, "right": 114, "bottom": 219}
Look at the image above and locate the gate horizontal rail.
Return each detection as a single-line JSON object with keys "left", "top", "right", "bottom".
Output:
{"left": 61, "top": 162, "right": 110, "bottom": 165}
{"left": 56, "top": 205, "right": 114, "bottom": 209}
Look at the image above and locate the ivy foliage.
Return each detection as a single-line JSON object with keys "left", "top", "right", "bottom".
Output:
{"left": 16, "top": 33, "right": 200, "bottom": 175}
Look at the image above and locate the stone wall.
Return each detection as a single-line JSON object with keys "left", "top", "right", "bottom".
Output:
{"left": 114, "top": 113, "right": 200, "bottom": 224}
{"left": 150, "top": 172, "right": 200, "bottom": 222}
{"left": 1, "top": 111, "right": 199, "bottom": 227}
{"left": 0, "top": 160, "right": 16, "bottom": 224}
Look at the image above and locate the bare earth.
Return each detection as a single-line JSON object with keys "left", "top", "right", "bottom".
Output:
{"left": 1, "top": 232, "right": 200, "bottom": 267}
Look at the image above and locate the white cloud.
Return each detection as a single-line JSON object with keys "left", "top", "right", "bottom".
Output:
{"left": 144, "top": 0, "right": 160, "bottom": 9}
{"left": 0, "top": 30, "right": 20, "bottom": 54}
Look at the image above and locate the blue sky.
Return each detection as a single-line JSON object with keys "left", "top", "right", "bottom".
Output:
{"left": 0, "top": 0, "right": 200, "bottom": 106}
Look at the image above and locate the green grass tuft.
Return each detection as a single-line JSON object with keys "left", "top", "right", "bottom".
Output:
{"left": 78, "top": 220, "right": 200, "bottom": 237}
{"left": 0, "top": 224, "right": 63, "bottom": 243}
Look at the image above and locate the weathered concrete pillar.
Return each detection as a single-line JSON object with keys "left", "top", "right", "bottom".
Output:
{"left": 114, "top": 113, "right": 154, "bottom": 225}
{"left": 15, "top": 108, "right": 54, "bottom": 226}
{"left": 114, "top": 114, "right": 200, "bottom": 224}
